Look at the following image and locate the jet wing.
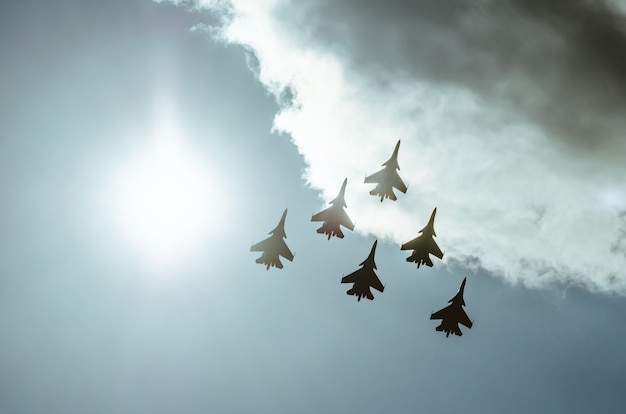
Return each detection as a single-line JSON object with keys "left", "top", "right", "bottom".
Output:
{"left": 458, "top": 307, "right": 473, "bottom": 329}
{"left": 341, "top": 268, "right": 365, "bottom": 284}
{"left": 401, "top": 235, "right": 423, "bottom": 251}
{"left": 402, "top": 237, "right": 443, "bottom": 259}
{"left": 427, "top": 238, "right": 443, "bottom": 259}
{"left": 337, "top": 208, "right": 355, "bottom": 231}
{"left": 313, "top": 206, "right": 353, "bottom": 230}
{"left": 430, "top": 306, "right": 473, "bottom": 329}
{"left": 390, "top": 171, "right": 407, "bottom": 193}
{"left": 277, "top": 239, "right": 294, "bottom": 261}
{"left": 369, "top": 274, "right": 385, "bottom": 293}
{"left": 250, "top": 237, "right": 294, "bottom": 261}
{"left": 342, "top": 267, "right": 376, "bottom": 284}
{"left": 311, "top": 208, "right": 330, "bottom": 222}
{"left": 250, "top": 237, "right": 272, "bottom": 252}
{"left": 366, "top": 167, "right": 406, "bottom": 194}
{"left": 430, "top": 305, "right": 450, "bottom": 321}
{"left": 364, "top": 169, "right": 386, "bottom": 184}
{"left": 341, "top": 268, "right": 384, "bottom": 293}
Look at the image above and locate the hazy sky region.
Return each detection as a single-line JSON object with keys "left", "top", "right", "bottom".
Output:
{"left": 1, "top": 1, "right": 626, "bottom": 413}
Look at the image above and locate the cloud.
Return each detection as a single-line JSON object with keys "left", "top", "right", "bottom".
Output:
{"left": 161, "top": 0, "right": 626, "bottom": 293}
{"left": 271, "top": 0, "right": 626, "bottom": 152}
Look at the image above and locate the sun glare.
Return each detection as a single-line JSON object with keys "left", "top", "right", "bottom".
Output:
{"left": 109, "top": 102, "right": 217, "bottom": 272}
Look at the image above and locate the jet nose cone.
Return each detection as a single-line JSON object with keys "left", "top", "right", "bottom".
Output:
{"left": 430, "top": 207, "right": 437, "bottom": 220}
{"left": 391, "top": 140, "right": 401, "bottom": 158}
{"left": 271, "top": 208, "right": 289, "bottom": 238}
{"left": 278, "top": 208, "right": 288, "bottom": 224}
{"left": 459, "top": 277, "right": 467, "bottom": 292}
{"left": 368, "top": 239, "right": 378, "bottom": 269}
{"left": 339, "top": 178, "right": 348, "bottom": 196}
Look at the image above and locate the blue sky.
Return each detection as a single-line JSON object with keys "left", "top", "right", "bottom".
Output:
{"left": 1, "top": 1, "right": 626, "bottom": 413}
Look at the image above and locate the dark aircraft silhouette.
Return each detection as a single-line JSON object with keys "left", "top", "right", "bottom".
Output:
{"left": 250, "top": 208, "right": 294, "bottom": 270}
{"left": 430, "top": 278, "right": 473, "bottom": 337}
{"left": 341, "top": 240, "right": 385, "bottom": 301}
{"left": 364, "top": 140, "right": 407, "bottom": 202}
{"left": 400, "top": 207, "right": 444, "bottom": 268}
{"left": 311, "top": 178, "right": 355, "bottom": 239}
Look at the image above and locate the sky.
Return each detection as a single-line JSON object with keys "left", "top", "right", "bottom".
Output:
{"left": 1, "top": 0, "right": 625, "bottom": 413}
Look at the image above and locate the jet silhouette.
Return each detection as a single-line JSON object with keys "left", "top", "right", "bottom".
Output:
{"left": 430, "top": 278, "right": 473, "bottom": 337}
{"left": 250, "top": 208, "right": 294, "bottom": 270}
{"left": 311, "top": 178, "right": 355, "bottom": 239}
{"left": 341, "top": 240, "right": 385, "bottom": 301}
{"left": 364, "top": 140, "right": 407, "bottom": 202}
{"left": 400, "top": 207, "right": 444, "bottom": 268}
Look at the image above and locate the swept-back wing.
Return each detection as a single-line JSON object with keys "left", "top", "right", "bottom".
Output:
{"left": 369, "top": 273, "right": 385, "bottom": 293}
{"left": 365, "top": 167, "right": 407, "bottom": 193}
{"left": 364, "top": 169, "right": 386, "bottom": 184}
{"left": 312, "top": 207, "right": 354, "bottom": 229}
{"left": 390, "top": 172, "right": 407, "bottom": 194}
{"left": 341, "top": 268, "right": 368, "bottom": 284}
{"left": 336, "top": 208, "right": 355, "bottom": 231}
{"left": 311, "top": 209, "right": 329, "bottom": 222}
{"left": 250, "top": 237, "right": 271, "bottom": 252}
{"left": 402, "top": 237, "right": 443, "bottom": 259}
{"left": 457, "top": 307, "right": 473, "bottom": 329}
{"left": 277, "top": 239, "right": 294, "bottom": 262}
{"left": 428, "top": 238, "right": 443, "bottom": 259}
{"left": 430, "top": 305, "right": 451, "bottom": 321}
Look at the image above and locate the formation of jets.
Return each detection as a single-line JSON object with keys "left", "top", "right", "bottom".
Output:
{"left": 250, "top": 140, "right": 473, "bottom": 338}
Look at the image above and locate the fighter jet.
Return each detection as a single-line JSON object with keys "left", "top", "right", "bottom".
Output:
{"left": 400, "top": 207, "right": 444, "bottom": 268}
{"left": 250, "top": 208, "right": 294, "bottom": 270}
{"left": 341, "top": 240, "right": 385, "bottom": 301}
{"left": 311, "top": 178, "right": 355, "bottom": 239}
{"left": 430, "top": 278, "right": 473, "bottom": 337}
{"left": 364, "top": 140, "right": 407, "bottom": 202}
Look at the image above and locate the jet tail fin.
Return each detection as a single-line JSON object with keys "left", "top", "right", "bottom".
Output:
{"left": 329, "top": 178, "right": 348, "bottom": 208}
{"left": 359, "top": 240, "right": 378, "bottom": 269}
{"left": 269, "top": 208, "right": 288, "bottom": 238}
{"left": 448, "top": 277, "right": 467, "bottom": 306}
{"left": 419, "top": 207, "right": 437, "bottom": 237}
{"left": 382, "top": 140, "right": 401, "bottom": 170}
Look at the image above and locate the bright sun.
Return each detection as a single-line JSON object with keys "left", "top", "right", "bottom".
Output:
{"left": 109, "top": 103, "right": 216, "bottom": 271}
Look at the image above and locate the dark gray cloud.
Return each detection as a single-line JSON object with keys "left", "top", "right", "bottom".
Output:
{"left": 275, "top": 0, "right": 626, "bottom": 154}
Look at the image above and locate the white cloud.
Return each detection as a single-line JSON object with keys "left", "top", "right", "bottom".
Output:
{"left": 164, "top": 0, "right": 626, "bottom": 293}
